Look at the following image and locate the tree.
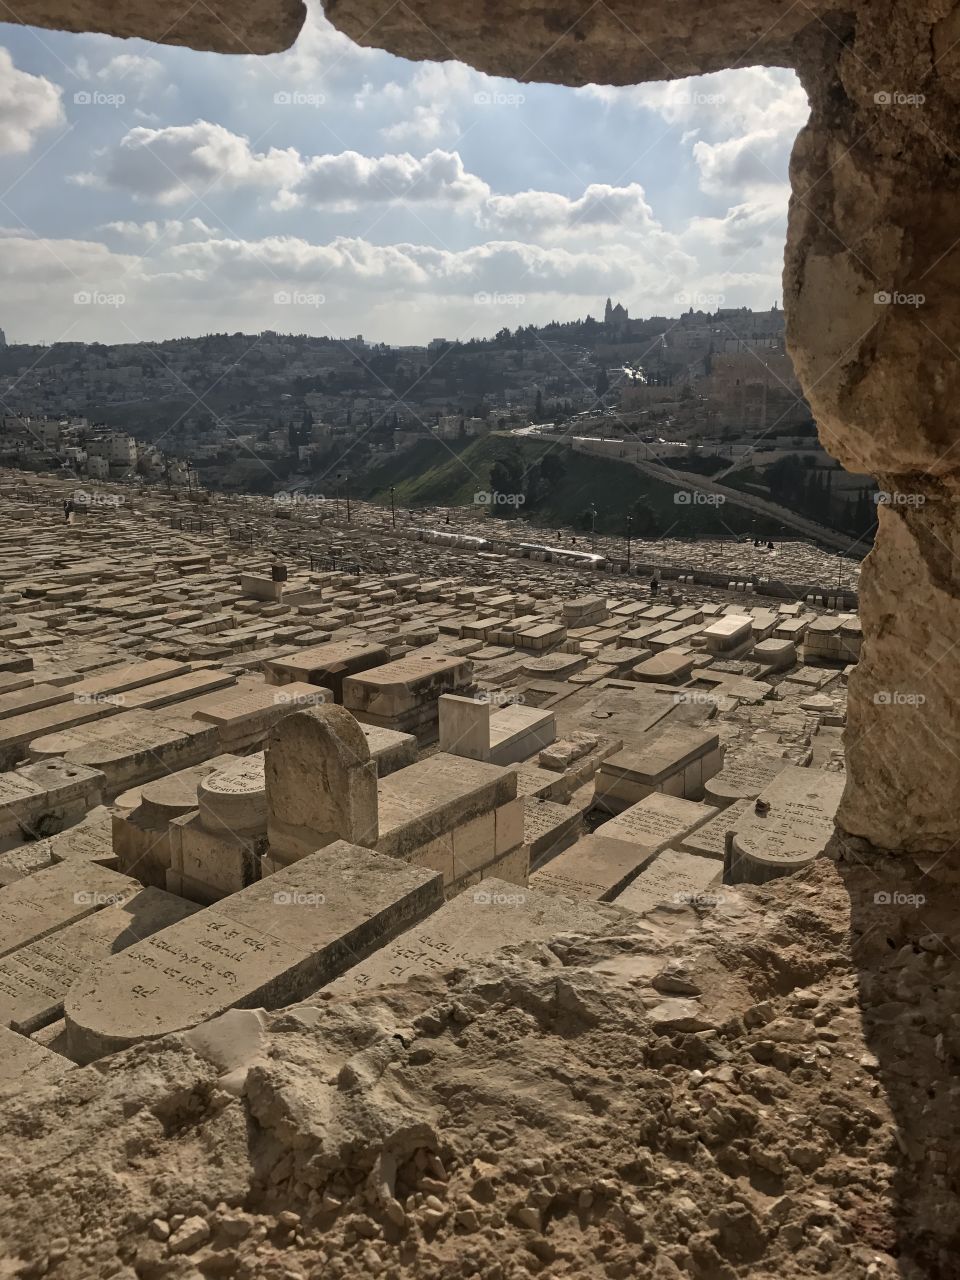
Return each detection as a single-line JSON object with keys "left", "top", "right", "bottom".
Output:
{"left": 534, "top": 389, "right": 544, "bottom": 420}
{"left": 629, "top": 500, "right": 660, "bottom": 537}
{"left": 595, "top": 366, "right": 609, "bottom": 397}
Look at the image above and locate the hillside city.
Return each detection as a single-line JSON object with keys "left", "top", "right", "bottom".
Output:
{"left": 0, "top": 301, "right": 877, "bottom": 544}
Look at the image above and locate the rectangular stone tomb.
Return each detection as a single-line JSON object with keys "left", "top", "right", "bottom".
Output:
{"left": 344, "top": 653, "right": 473, "bottom": 742}
{"left": 324, "top": 877, "right": 626, "bottom": 997}
{"left": 725, "top": 765, "right": 844, "bottom": 884}
{"left": 0, "top": 886, "right": 199, "bottom": 1033}
{"left": 612, "top": 847, "right": 723, "bottom": 915}
{"left": 375, "top": 752, "right": 522, "bottom": 890}
{"left": 595, "top": 793, "right": 718, "bottom": 857}
{"left": 64, "top": 841, "right": 444, "bottom": 1063}
{"left": 0, "top": 758, "right": 105, "bottom": 848}
{"left": 0, "top": 1023, "right": 71, "bottom": 1094}
{"left": 529, "top": 833, "right": 659, "bottom": 900}
{"left": 0, "top": 860, "right": 141, "bottom": 959}
{"left": 595, "top": 727, "right": 722, "bottom": 810}
{"left": 263, "top": 640, "right": 389, "bottom": 701}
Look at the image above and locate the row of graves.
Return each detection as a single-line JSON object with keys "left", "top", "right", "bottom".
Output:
{"left": 0, "top": 475, "right": 852, "bottom": 1089}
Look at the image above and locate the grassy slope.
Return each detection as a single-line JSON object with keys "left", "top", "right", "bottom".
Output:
{"left": 352, "top": 436, "right": 788, "bottom": 539}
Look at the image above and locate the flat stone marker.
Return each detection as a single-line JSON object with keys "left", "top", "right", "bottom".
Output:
{"left": 530, "top": 833, "right": 658, "bottom": 900}
{"left": 324, "top": 877, "right": 626, "bottom": 997}
{"left": 703, "top": 749, "right": 790, "bottom": 806}
{"left": 0, "top": 860, "right": 140, "bottom": 959}
{"left": 726, "top": 765, "right": 844, "bottom": 884}
{"left": 0, "top": 1023, "right": 71, "bottom": 1093}
{"left": 678, "top": 797, "right": 753, "bottom": 860}
{"left": 65, "top": 841, "right": 443, "bottom": 1063}
{"left": 0, "top": 886, "right": 199, "bottom": 1033}
{"left": 596, "top": 793, "right": 718, "bottom": 855}
{"left": 613, "top": 847, "right": 723, "bottom": 915}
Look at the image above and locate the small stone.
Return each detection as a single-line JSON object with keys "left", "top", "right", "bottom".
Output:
{"left": 322, "top": 1194, "right": 342, "bottom": 1213}
{"left": 167, "top": 1216, "right": 211, "bottom": 1256}
{"left": 422, "top": 1208, "right": 446, "bottom": 1229}
{"left": 515, "top": 1206, "right": 540, "bottom": 1229}
{"left": 578, "top": 1190, "right": 594, "bottom": 1210}
{"left": 456, "top": 1208, "right": 479, "bottom": 1232}
{"left": 277, "top": 1211, "right": 301, "bottom": 1229}
{"left": 149, "top": 1220, "right": 170, "bottom": 1242}
{"left": 220, "top": 1215, "right": 252, "bottom": 1240}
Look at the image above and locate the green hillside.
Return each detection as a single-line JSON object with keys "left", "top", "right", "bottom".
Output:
{"left": 352, "top": 435, "right": 788, "bottom": 540}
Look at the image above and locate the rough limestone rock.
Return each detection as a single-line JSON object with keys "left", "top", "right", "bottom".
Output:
{"left": 5, "top": 0, "right": 305, "bottom": 51}
{"left": 0, "top": 860, "right": 953, "bottom": 1278}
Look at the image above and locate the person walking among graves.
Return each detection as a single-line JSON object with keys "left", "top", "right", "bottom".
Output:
{"left": 650, "top": 575, "right": 660, "bottom": 597}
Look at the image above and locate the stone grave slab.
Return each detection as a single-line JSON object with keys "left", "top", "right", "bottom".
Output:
{"left": 726, "top": 765, "right": 844, "bottom": 884}
{"left": 0, "top": 860, "right": 140, "bottom": 959}
{"left": 703, "top": 748, "right": 790, "bottom": 807}
{"left": 64, "top": 841, "right": 443, "bottom": 1063}
{"left": 613, "top": 847, "right": 723, "bottom": 915}
{"left": 0, "top": 1023, "right": 71, "bottom": 1093}
{"left": 0, "top": 886, "right": 200, "bottom": 1033}
{"left": 530, "top": 832, "right": 658, "bottom": 900}
{"left": 324, "top": 876, "right": 627, "bottom": 998}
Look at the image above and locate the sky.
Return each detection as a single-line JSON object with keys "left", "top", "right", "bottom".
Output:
{"left": 0, "top": 2, "right": 810, "bottom": 346}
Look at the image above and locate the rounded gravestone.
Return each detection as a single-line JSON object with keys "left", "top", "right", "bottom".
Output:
{"left": 198, "top": 755, "right": 267, "bottom": 835}
{"left": 703, "top": 750, "right": 788, "bottom": 807}
{"left": 753, "top": 638, "right": 796, "bottom": 670}
{"left": 139, "top": 761, "right": 228, "bottom": 826}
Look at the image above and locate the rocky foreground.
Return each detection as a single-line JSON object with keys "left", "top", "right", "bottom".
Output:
{"left": 0, "top": 854, "right": 952, "bottom": 1280}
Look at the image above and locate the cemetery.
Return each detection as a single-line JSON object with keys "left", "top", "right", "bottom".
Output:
{"left": 0, "top": 471, "right": 943, "bottom": 1279}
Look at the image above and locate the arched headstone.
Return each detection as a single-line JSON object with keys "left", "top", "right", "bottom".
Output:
{"left": 265, "top": 705, "right": 378, "bottom": 867}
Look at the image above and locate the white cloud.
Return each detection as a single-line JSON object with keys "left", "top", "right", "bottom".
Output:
{"left": 478, "top": 182, "right": 666, "bottom": 240}
{"left": 71, "top": 120, "right": 302, "bottom": 204}
{"left": 0, "top": 47, "right": 64, "bottom": 156}
{"left": 99, "top": 217, "right": 224, "bottom": 245}
{"left": 295, "top": 148, "right": 490, "bottom": 209}
{"left": 381, "top": 104, "right": 456, "bottom": 145}
{"left": 693, "top": 130, "right": 791, "bottom": 197}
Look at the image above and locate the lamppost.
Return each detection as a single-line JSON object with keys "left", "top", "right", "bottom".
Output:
{"left": 590, "top": 502, "right": 597, "bottom": 551}
{"left": 626, "top": 513, "right": 633, "bottom": 571}
{"left": 390, "top": 485, "right": 396, "bottom": 528}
